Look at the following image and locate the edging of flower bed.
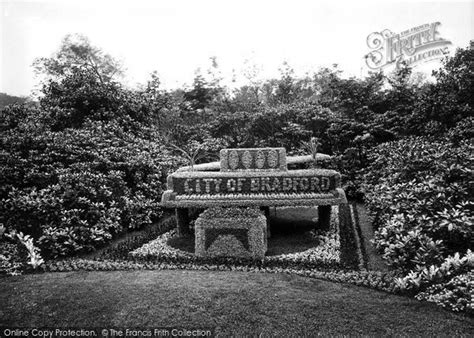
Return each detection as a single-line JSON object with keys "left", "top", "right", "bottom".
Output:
{"left": 40, "top": 258, "right": 401, "bottom": 294}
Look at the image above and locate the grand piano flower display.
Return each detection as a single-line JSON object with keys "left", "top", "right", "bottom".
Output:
{"left": 161, "top": 147, "right": 347, "bottom": 259}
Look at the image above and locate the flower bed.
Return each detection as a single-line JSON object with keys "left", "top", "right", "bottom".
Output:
{"left": 129, "top": 230, "right": 194, "bottom": 260}
{"left": 265, "top": 229, "right": 340, "bottom": 265}
{"left": 130, "top": 206, "right": 343, "bottom": 269}
{"left": 130, "top": 226, "right": 341, "bottom": 269}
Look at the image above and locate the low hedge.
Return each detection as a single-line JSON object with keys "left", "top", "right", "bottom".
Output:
{"left": 338, "top": 203, "right": 363, "bottom": 269}
{"left": 86, "top": 215, "right": 177, "bottom": 261}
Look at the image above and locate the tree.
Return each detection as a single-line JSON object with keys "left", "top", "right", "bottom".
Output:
{"left": 32, "top": 35, "right": 156, "bottom": 131}
{"left": 409, "top": 46, "right": 474, "bottom": 135}
{"left": 0, "top": 93, "right": 29, "bottom": 110}
{"left": 262, "top": 62, "right": 316, "bottom": 106}
{"left": 184, "top": 70, "right": 215, "bottom": 110}
{"left": 33, "top": 34, "right": 123, "bottom": 87}
{"left": 183, "top": 58, "right": 228, "bottom": 112}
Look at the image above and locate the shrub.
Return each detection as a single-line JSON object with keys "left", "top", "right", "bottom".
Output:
{"left": 396, "top": 250, "right": 473, "bottom": 291}
{"left": 415, "top": 273, "right": 473, "bottom": 314}
{"left": 396, "top": 250, "right": 473, "bottom": 313}
{"left": 364, "top": 136, "right": 472, "bottom": 313}
{"left": 446, "top": 117, "right": 474, "bottom": 146}
{"left": 0, "top": 115, "right": 179, "bottom": 258}
{"left": 364, "top": 137, "right": 472, "bottom": 269}
{"left": 0, "top": 240, "right": 24, "bottom": 275}
{"left": 0, "top": 228, "right": 44, "bottom": 275}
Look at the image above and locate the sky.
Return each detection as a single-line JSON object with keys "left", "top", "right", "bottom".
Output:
{"left": 0, "top": 0, "right": 473, "bottom": 96}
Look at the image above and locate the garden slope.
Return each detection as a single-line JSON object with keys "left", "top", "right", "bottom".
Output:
{"left": 1, "top": 271, "right": 472, "bottom": 336}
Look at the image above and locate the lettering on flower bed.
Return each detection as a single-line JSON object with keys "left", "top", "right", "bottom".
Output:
{"left": 176, "top": 175, "right": 335, "bottom": 195}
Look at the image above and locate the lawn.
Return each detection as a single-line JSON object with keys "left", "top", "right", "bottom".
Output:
{"left": 1, "top": 270, "right": 472, "bottom": 336}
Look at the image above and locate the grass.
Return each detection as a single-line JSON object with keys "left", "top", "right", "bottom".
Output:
{"left": 1, "top": 270, "right": 473, "bottom": 336}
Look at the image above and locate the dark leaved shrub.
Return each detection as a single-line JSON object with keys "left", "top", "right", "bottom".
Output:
{"left": 364, "top": 137, "right": 472, "bottom": 271}
{"left": 363, "top": 137, "right": 472, "bottom": 312}
{"left": 0, "top": 115, "right": 179, "bottom": 258}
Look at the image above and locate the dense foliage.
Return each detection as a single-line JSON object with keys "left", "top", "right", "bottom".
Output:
{"left": 1, "top": 35, "right": 181, "bottom": 258}
{"left": 362, "top": 136, "right": 472, "bottom": 312}
{"left": 365, "top": 137, "right": 472, "bottom": 267}
{"left": 0, "top": 117, "right": 177, "bottom": 257}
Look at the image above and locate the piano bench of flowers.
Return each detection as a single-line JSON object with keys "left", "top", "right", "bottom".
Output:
{"left": 195, "top": 207, "right": 267, "bottom": 259}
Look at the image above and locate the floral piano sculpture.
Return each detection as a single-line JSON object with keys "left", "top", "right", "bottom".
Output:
{"left": 161, "top": 148, "right": 347, "bottom": 258}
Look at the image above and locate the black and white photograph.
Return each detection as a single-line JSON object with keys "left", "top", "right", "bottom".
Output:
{"left": 1, "top": 0, "right": 473, "bottom": 336}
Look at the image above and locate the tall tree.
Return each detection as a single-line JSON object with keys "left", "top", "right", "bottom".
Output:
{"left": 33, "top": 34, "right": 123, "bottom": 86}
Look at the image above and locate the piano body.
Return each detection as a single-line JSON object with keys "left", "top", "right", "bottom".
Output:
{"left": 161, "top": 148, "right": 347, "bottom": 236}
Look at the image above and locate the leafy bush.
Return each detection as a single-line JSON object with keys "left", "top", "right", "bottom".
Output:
{"left": 1, "top": 41, "right": 182, "bottom": 259}
{"left": 0, "top": 115, "right": 179, "bottom": 258}
{"left": 0, "top": 240, "right": 24, "bottom": 275}
{"left": 363, "top": 136, "right": 472, "bottom": 313}
{"left": 415, "top": 273, "right": 473, "bottom": 314}
{"left": 396, "top": 250, "right": 473, "bottom": 313}
{"left": 364, "top": 137, "right": 472, "bottom": 271}
{"left": 446, "top": 116, "right": 474, "bottom": 146}
{"left": 396, "top": 250, "right": 473, "bottom": 291}
{"left": 0, "top": 227, "right": 44, "bottom": 275}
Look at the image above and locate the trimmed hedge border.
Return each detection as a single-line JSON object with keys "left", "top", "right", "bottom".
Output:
{"left": 339, "top": 204, "right": 365, "bottom": 269}
{"left": 83, "top": 215, "right": 177, "bottom": 261}
{"left": 351, "top": 203, "right": 369, "bottom": 268}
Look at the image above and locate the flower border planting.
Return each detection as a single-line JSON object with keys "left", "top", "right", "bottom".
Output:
{"left": 129, "top": 226, "right": 341, "bottom": 269}
{"left": 129, "top": 205, "right": 358, "bottom": 270}
{"left": 40, "top": 258, "right": 401, "bottom": 295}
